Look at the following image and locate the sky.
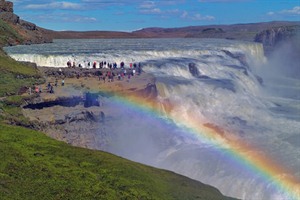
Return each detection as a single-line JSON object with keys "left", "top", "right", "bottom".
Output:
{"left": 10, "top": 0, "right": 300, "bottom": 31}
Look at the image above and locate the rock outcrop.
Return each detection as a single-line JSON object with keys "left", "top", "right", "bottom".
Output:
{"left": 19, "top": 19, "right": 37, "bottom": 31}
{"left": 0, "top": 0, "right": 52, "bottom": 45}
{"left": 0, "top": 11, "right": 18, "bottom": 23}
{"left": 23, "top": 100, "right": 107, "bottom": 149}
{"left": 0, "top": 0, "right": 13, "bottom": 12}
{"left": 254, "top": 25, "right": 300, "bottom": 53}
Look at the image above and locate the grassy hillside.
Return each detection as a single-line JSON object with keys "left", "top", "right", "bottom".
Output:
{"left": 0, "top": 123, "right": 235, "bottom": 200}
{"left": 0, "top": 54, "right": 44, "bottom": 96}
{"left": 0, "top": 18, "right": 23, "bottom": 47}
{"left": 0, "top": 19, "right": 44, "bottom": 97}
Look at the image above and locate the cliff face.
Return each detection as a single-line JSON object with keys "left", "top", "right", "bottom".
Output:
{"left": 0, "top": 0, "right": 52, "bottom": 46}
{"left": 254, "top": 25, "right": 300, "bottom": 53}
{"left": 0, "top": 0, "right": 12, "bottom": 12}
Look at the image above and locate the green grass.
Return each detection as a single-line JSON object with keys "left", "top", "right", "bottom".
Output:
{"left": 0, "top": 52, "right": 44, "bottom": 96}
{"left": 0, "top": 97, "right": 33, "bottom": 127}
{"left": 0, "top": 54, "right": 38, "bottom": 75}
{"left": 0, "top": 18, "right": 44, "bottom": 97}
{"left": 0, "top": 123, "right": 234, "bottom": 200}
{"left": 0, "top": 19, "right": 23, "bottom": 46}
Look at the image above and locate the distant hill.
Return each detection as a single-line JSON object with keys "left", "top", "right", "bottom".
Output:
{"left": 132, "top": 21, "right": 300, "bottom": 41}
{"left": 0, "top": 0, "right": 299, "bottom": 51}
{"left": 39, "top": 21, "right": 300, "bottom": 56}
{"left": 48, "top": 21, "right": 300, "bottom": 42}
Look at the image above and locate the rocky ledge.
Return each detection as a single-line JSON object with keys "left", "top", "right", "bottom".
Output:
{"left": 22, "top": 67, "right": 157, "bottom": 150}
{"left": 254, "top": 25, "right": 300, "bottom": 54}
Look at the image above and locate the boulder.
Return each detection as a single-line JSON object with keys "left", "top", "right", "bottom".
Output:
{"left": 188, "top": 62, "right": 200, "bottom": 77}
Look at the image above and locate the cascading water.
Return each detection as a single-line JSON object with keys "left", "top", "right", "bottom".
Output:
{"left": 4, "top": 38, "right": 300, "bottom": 200}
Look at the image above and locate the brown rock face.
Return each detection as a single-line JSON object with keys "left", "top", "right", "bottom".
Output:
{"left": 0, "top": 0, "right": 53, "bottom": 45}
{"left": 0, "top": 0, "right": 13, "bottom": 13}
{"left": 0, "top": 12, "right": 19, "bottom": 23}
{"left": 19, "top": 19, "right": 37, "bottom": 31}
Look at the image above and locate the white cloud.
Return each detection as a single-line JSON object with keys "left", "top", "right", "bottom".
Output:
{"left": 25, "top": 2, "right": 81, "bottom": 10}
{"left": 267, "top": 6, "right": 300, "bottom": 17}
{"left": 72, "top": 16, "right": 97, "bottom": 22}
{"left": 140, "top": 1, "right": 156, "bottom": 9}
{"left": 139, "top": 1, "right": 164, "bottom": 14}
{"left": 181, "top": 11, "right": 188, "bottom": 18}
{"left": 192, "top": 13, "right": 215, "bottom": 21}
{"left": 29, "top": 13, "right": 97, "bottom": 23}
{"left": 140, "top": 8, "right": 162, "bottom": 14}
{"left": 180, "top": 11, "right": 215, "bottom": 21}
{"left": 199, "top": 0, "right": 250, "bottom": 2}
{"left": 280, "top": 6, "right": 300, "bottom": 15}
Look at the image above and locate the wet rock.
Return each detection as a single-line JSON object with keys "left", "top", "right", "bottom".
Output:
{"left": 254, "top": 26, "right": 298, "bottom": 46}
{"left": 222, "top": 50, "right": 248, "bottom": 67}
{"left": 84, "top": 92, "right": 100, "bottom": 107}
{"left": 254, "top": 25, "right": 300, "bottom": 54}
{"left": 188, "top": 62, "right": 200, "bottom": 77}
{"left": 136, "top": 83, "right": 158, "bottom": 100}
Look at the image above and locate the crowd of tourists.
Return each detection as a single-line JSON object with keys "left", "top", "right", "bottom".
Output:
{"left": 28, "top": 60, "right": 143, "bottom": 95}
{"left": 67, "top": 60, "right": 143, "bottom": 83}
{"left": 66, "top": 60, "right": 142, "bottom": 71}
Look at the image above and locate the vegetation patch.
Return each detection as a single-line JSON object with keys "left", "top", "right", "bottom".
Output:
{"left": 0, "top": 19, "right": 23, "bottom": 46}
{"left": 0, "top": 123, "right": 234, "bottom": 200}
{"left": 0, "top": 52, "right": 44, "bottom": 96}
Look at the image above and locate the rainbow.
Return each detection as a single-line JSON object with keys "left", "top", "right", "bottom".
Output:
{"left": 94, "top": 85, "right": 300, "bottom": 199}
